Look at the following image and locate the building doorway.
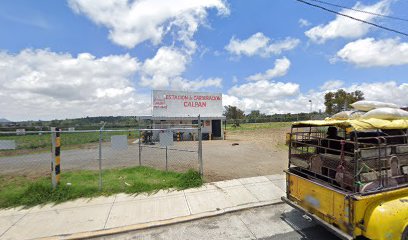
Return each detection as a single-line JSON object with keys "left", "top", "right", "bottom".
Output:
{"left": 211, "top": 120, "right": 221, "bottom": 138}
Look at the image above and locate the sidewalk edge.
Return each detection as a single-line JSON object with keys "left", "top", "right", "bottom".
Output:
{"left": 42, "top": 199, "right": 284, "bottom": 240}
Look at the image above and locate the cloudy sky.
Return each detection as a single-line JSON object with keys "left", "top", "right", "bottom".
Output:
{"left": 1, "top": 0, "right": 408, "bottom": 121}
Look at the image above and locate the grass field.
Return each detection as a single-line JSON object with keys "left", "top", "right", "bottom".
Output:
{"left": 0, "top": 166, "right": 202, "bottom": 208}
{"left": 226, "top": 122, "right": 292, "bottom": 131}
{"left": 0, "top": 130, "right": 139, "bottom": 151}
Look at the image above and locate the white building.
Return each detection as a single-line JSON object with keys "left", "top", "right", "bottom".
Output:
{"left": 148, "top": 90, "right": 225, "bottom": 140}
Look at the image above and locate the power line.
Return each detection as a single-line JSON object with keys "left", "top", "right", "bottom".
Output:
{"left": 296, "top": 0, "right": 408, "bottom": 38}
{"left": 308, "top": 0, "right": 408, "bottom": 22}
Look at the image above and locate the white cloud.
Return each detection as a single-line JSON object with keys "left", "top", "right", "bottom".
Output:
{"left": 225, "top": 32, "right": 300, "bottom": 57}
{"left": 222, "top": 94, "right": 240, "bottom": 107}
{"left": 347, "top": 81, "right": 408, "bottom": 107}
{"left": 228, "top": 80, "right": 300, "bottom": 101}
{"left": 298, "top": 18, "right": 311, "bottom": 27}
{"left": 222, "top": 94, "right": 264, "bottom": 111}
{"left": 139, "top": 46, "right": 222, "bottom": 90}
{"left": 0, "top": 48, "right": 223, "bottom": 120}
{"left": 140, "top": 47, "right": 188, "bottom": 88}
{"left": 0, "top": 49, "right": 152, "bottom": 121}
{"left": 305, "top": 0, "right": 391, "bottom": 43}
{"left": 225, "top": 81, "right": 408, "bottom": 114}
{"left": 68, "top": 0, "right": 229, "bottom": 49}
{"left": 335, "top": 38, "right": 408, "bottom": 67}
{"left": 68, "top": 0, "right": 228, "bottom": 92}
{"left": 320, "top": 80, "right": 344, "bottom": 90}
{"left": 227, "top": 57, "right": 298, "bottom": 110}
{"left": 247, "top": 57, "right": 291, "bottom": 81}
{"left": 223, "top": 92, "right": 323, "bottom": 114}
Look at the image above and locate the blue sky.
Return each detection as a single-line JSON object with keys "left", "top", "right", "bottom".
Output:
{"left": 0, "top": 0, "right": 407, "bottom": 121}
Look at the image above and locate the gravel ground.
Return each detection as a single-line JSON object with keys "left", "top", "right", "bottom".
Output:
{"left": 203, "top": 128, "right": 289, "bottom": 181}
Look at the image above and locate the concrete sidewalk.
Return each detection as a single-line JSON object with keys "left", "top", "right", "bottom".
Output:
{"left": 0, "top": 175, "right": 286, "bottom": 240}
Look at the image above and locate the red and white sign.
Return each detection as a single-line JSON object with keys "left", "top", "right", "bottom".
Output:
{"left": 152, "top": 90, "right": 223, "bottom": 117}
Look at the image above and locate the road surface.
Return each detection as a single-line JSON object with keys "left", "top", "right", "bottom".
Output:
{"left": 92, "top": 204, "right": 339, "bottom": 240}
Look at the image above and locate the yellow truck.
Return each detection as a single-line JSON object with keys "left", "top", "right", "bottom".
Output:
{"left": 282, "top": 119, "right": 408, "bottom": 240}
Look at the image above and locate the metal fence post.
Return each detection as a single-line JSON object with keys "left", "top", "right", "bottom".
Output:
{"left": 98, "top": 129, "right": 103, "bottom": 191}
{"left": 98, "top": 122, "right": 106, "bottom": 191}
{"left": 138, "top": 129, "right": 142, "bottom": 166}
{"left": 165, "top": 146, "right": 168, "bottom": 171}
{"left": 50, "top": 127, "right": 57, "bottom": 189}
{"left": 198, "top": 115, "right": 203, "bottom": 176}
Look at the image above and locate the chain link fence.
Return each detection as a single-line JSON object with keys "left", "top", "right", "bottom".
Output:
{"left": 0, "top": 130, "right": 52, "bottom": 177}
{"left": 0, "top": 126, "right": 202, "bottom": 191}
{"left": 138, "top": 128, "right": 202, "bottom": 173}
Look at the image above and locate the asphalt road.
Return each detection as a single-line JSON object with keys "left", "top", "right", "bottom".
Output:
{"left": 92, "top": 204, "right": 340, "bottom": 240}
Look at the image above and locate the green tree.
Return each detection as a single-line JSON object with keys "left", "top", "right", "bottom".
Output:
{"left": 246, "top": 110, "right": 266, "bottom": 120}
{"left": 324, "top": 89, "right": 364, "bottom": 115}
{"left": 223, "top": 105, "right": 245, "bottom": 126}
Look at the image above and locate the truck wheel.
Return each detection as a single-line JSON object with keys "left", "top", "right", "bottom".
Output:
{"left": 402, "top": 227, "right": 408, "bottom": 240}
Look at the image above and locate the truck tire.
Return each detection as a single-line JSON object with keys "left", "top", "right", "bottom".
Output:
{"left": 402, "top": 227, "right": 408, "bottom": 240}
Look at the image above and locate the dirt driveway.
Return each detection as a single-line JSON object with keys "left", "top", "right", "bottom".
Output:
{"left": 203, "top": 127, "right": 289, "bottom": 181}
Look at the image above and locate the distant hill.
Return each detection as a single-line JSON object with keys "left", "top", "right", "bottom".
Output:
{"left": 0, "top": 118, "right": 10, "bottom": 123}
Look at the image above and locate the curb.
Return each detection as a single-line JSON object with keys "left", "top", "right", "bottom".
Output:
{"left": 40, "top": 199, "right": 285, "bottom": 240}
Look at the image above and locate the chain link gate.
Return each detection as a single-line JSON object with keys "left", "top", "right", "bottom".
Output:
{"left": 138, "top": 126, "right": 203, "bottom": 175}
